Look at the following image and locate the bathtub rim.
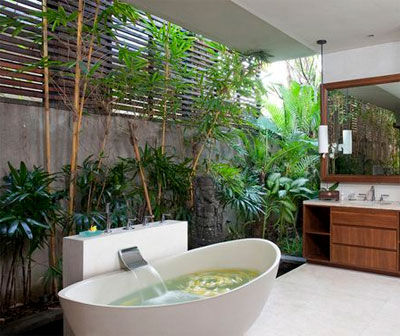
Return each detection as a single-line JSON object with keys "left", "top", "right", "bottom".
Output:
{"left": 58, "top": 238, "right": 280, "bottom": 309}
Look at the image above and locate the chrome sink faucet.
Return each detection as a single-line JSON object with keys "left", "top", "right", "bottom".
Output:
{"left": 366, "top": 186, "right": 375, "bottom": 202}
{"left": 379, "top": 194, "right": 389, "bottom": 202}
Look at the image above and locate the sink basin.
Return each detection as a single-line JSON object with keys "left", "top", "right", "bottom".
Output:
{"left": 347, "top": 200, "right": 393, "bottom": 206}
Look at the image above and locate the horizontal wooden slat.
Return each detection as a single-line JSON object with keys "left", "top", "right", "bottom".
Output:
{"left": 0, "top": 60, "right": 43, "bottom": 74}
{"left": 0, "top": 69, "right": 42, "bottom": 82}
{"left": 0, "top": 86, "right": 43, "bottom": 98}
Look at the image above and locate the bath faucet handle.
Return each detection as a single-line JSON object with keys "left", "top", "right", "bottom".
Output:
{"left": 161, "top": 213, "right": 172, "bottom": 223}
{"left": 347, "top": 193, "right": 356, "bottom": 200}
{"left": 358, "top": 193, "right": 367, "bottom": 201}
{"left": 104, "top": 203, "right": 113, "bottom": 233}
{"left": 144, "top": 215, "right": 155, "bottom": 226}
{"left": 123, "top": 217, "right": 137, "bottom": 230}
{"left": 379, "top": 194, "right": 390, "bottom": 202}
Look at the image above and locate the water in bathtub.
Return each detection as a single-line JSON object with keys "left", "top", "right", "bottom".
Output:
{"left": 110, "top": 268, "right": 260, "bottom": 307}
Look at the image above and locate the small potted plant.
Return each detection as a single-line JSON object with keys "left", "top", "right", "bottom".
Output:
{"left": 319, "top": 182, "right": 340, "bottom": 201}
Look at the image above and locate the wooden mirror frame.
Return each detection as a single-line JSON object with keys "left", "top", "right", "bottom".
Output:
{"left": 321, "top": 73, "right": 400, "bottom": 183}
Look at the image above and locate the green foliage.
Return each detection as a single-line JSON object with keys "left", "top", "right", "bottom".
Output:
{"left": 43, "top": 258, "right": 63, "bottom": 293}
{"left": 0, "top": 15, "right": 27, "bottom": 37}
{"left": 61, "top": 149, "right": 191, "bottom": 232}
{"left": 0, "top": 162, "right": 62, "bottom": 309}
{"left": 137, "top": 146, "right": 192, "bottom": 219}
{"left": 0, "top": 162, "right": 60, "bottom": 245}
{"left": 320, "top": 182, "right": 339, "bottom": 192}
{"left": 279, "top": 236, "right": 303, "bottom": 257}
{"left": 260, "top": 81, "right": 320, "bottom": 190}
{"left": 211, "top": 163, "right": 265, "bottom": 221}
{"left": 190, "top": 41, "right": 266, "bottom": 174}
{"left": 62, "top": 156, "right": 135, "bottom": 232}
{"left": 214, "top": 78, "right": 320, "bottom": 252}
{"left": 263, "top": 173, "right": 312, "bottom": 239}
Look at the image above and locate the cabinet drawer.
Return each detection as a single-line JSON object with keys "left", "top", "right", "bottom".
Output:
{"left": 331, "top": 208, "right": 398, "bottom": 229}
{"left": 332, "top": 225, "right": 397, "bottom": 250}
{"left": 332, "top": 245, "right": 397, "bottom": 271}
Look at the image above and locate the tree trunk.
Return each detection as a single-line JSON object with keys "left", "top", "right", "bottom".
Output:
{"left": 158, "top": 36, "right": 171, "bottom": 206}
{"left": 128, "top": 122, "right": 153, "bottom": 217}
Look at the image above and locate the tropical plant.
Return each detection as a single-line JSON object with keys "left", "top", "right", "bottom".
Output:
{"left": 189, "top": 42, "right": 266, "bottom": 197}
{"left": 0, "top": 162, "right": 62, "bottom": 310}
{"left": 265, "top": 81, "right": 320, "bottom": 138}
{"left": 135, "top": 145, "right": 192, "bottom": 220}
{"left": 279, "top": 236, "right": 303, "bottom": 257}
{"left": 210, "top": 163, "right": 265, "bottom": 221}
{"left": 62, "top": 156, "right": 136, "bottom": 233}
{"left": 263, "top": 173, "right": 313, "bottom": 240}
{"left": 260, "top": 81, "right": 320, "bottom": 190}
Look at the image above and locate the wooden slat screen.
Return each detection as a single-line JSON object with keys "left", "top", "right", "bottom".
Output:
{"left": 0, "top": 0, "right": 43, "bottom": 102}
{"left": 1, "top": 0, "right": 257, "bottom": 120}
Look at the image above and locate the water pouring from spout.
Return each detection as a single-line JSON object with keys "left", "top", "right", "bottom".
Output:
{"left": 118, "top": 247, "right": 168, "bottom": 300}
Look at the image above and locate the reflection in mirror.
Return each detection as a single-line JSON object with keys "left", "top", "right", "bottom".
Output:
{"left": 328, "top": 82, "right": 400, "bottom": 175}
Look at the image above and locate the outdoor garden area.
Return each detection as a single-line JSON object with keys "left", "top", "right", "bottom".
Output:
{"left": 0, "top": 0, "right": 322, "bottom": 333}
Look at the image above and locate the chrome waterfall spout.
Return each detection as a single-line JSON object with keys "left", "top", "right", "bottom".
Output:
{"left": 119, "top": 246, "right": 148, "bottom": 270}
{"left": 104, "top": 203, "right": 112, "bottom": 233}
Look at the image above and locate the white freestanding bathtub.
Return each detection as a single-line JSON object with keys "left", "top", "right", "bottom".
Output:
{"left": 59, "top": 238, "right": 280, "bottom": 336}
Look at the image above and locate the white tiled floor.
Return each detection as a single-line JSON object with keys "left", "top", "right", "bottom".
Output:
{"left": 246, "top": 264, "right": 400, "bottom": 336}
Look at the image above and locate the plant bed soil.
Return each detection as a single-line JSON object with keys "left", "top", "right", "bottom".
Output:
{"left": 277, "top": 255, "right": 305, "bottom": 277}
{"left": 0, "top": 300, "right": 62, "bottom": 336}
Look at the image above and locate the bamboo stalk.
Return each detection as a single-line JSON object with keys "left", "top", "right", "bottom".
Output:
{"left": 128, "top": 122, "right": 153, "bottom": 217}
{"left": 68, "top": 0, "right": 84, "bottom": 232}
{"left": 158, "top": 41, "right": 170, "bottom": 205}
{"left": 77, "top": 0, "right": 100, "bottom": 138}
{"left": 189, "top": 111, "right": 221, "bottom": 207}
{"left": 42, "top": 0, "right": 51, "bottom": 175}
{"left": 42, "top": 0, "right": 57, "bottom": 295}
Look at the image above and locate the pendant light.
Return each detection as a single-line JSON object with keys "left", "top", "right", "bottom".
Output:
{"left": 342, "top": 89, "right": 353, "bottom": 154}
{"left": 317, "top": 40, "right": 329, "bottom": 156}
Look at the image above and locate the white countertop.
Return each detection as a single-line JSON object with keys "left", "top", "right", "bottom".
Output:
{"left": 304, "top": 199, "right": 400, "bottom": 211}
{"left": 65, "top": 220, "right": 184, "bottom": 241}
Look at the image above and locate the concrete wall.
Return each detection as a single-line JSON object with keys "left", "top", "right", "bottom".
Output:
{"left": 0, "top": 102, "right": 192, "bottom": 177}
{"left": 0, "top": 100, "right": 233, "bottom": 299}
{"left": 322, "top": 41, "right": 400, "bottom": 200}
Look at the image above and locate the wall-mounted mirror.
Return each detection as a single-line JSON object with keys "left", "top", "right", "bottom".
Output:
{"left": 321, "top": 74, "right": 400, "bottom": 183}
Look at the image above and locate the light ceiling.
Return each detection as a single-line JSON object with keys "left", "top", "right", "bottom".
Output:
{"left": 126, "top": 0, "right": 400, "bottom": 61}
{"left": 340, "top": 83, "right": 400, "bottom": 114}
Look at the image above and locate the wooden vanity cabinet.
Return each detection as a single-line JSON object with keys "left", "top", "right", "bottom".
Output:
{"left": 303, "top": 205, "right": 400, "bottom": 276}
